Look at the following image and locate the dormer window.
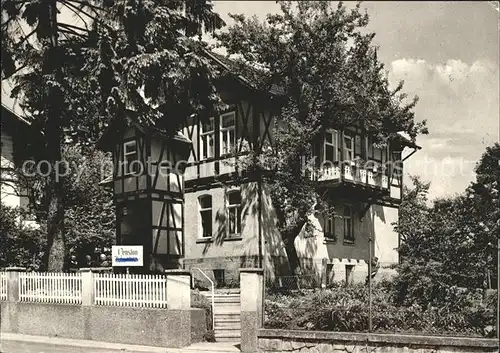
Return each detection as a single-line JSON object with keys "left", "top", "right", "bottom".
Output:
{"left": 220, "top": 111, "right": 236, "bottom": 156}
{"left": 123, "top": 140, "right": 138, "bottom": 175}
{"left": 200, "top": 118, "right": 215, "bottom": 160}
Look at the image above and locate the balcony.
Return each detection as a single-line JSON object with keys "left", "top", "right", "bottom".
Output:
{"left": 311, "top": 160, "right": 390, "bottom": 191}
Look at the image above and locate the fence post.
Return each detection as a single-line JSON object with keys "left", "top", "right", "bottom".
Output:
{"left": 5, "top": 267, "right": 26, "bottom": 302}
{"left": 79, "top": 268, "right": 94, "bottom": 306}
{"left": 240, "top": 268, "right": 264, "bottom": 353}
{"left": 165, "top": 270, "right": 191, "bottom": 309}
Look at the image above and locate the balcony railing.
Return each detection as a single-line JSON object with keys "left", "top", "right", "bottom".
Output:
{"left": 311, "top": 160, "right": 390, "bottom": 190}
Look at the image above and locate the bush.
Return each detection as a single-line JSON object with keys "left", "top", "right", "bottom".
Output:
{"left": 191, "top": 289, "right": 214, "bottom": 334}
{"left": 264, "top": 282, "right": 494, "bottom": 337}
{"left": 0, "top": 204, "right": 45, "bottom": 270}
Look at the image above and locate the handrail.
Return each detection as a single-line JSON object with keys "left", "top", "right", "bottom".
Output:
{"left": 193, "top": 268, "right": 215, "bottom": 330}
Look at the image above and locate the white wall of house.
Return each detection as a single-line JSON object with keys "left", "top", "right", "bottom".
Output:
{"left": 1, "top": 128, "right": 21, "bottom": 208}
{"left": 294, "top": 202, "right": 400, "bottom": 284}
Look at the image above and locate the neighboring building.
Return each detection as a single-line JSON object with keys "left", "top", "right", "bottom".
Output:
{"left": 97, "top": 52, "right": 420, "bottom": 285}
{"left": 0, "top": 104, "right": 39, "bottom": 218}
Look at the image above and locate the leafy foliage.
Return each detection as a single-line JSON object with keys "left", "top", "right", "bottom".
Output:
{"left": 265, "top": 283, "right": 495, "bottom": 337}
{"left": 0, "top": 147, "right": 114, "bottom": 270}
{"left": 395, "top": 143, "right": 499, "bottom": 303}
{"left": 191, "top": 289, "right": 215, "bottom": 341}
{"left": 62, "top": 147, "right": 115, "bottom": 264}
{"left": 0, "top": 204, "right": 46, "bottom": 270}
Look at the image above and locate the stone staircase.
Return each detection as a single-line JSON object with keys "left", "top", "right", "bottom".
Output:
{"left": 202, "top": 289, "right": 241, "bottom": 343}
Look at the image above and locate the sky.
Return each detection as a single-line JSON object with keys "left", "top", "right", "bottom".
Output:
{"left": 211, "top": 1, "right": 500, "bottom": 201}
{"left": 2, "top": 1, "right": 499, "bottom": 201}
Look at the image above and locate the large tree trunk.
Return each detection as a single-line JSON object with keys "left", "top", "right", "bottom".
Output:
{"left": 282, "top": 220, "right": 307, "bottom": 277}
{"left": 284, "top": 234, "right": 300, "bottom": 275}
{"left": 43, "top": 95, "right": 66, "bottom": 272}
{"left": 44, "top": 0, "right": 66, "bottom": 272}
{"left": 45, "top": 178, "right": 65, "bottom": 271}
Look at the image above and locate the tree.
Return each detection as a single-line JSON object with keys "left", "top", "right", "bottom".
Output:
{"left": 465, "top": 143, "right": 500, "bottom": 288}
{"left": 216, "top": 1, "right": 428, "bottom": 274}
{"left": 394, "top": 144, "right": 500, "bottom": 306}
{"left": 2, "top": 0, "right": 225, "bottom": 270}
{"left": 394, "top": 175, "right": 432, "bottom": 260}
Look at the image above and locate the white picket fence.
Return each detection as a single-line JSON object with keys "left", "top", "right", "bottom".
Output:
{"left": 19, "top": 272, "right": 82, "bottom": 304}
{"left": 93, "top": 273, "right": 168, "bottom": 308}
{"left": 0, "top": 272, "right": 7, "bottom": 301}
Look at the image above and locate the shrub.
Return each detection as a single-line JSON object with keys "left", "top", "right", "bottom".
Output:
{"left": 264, "top": 282, "right": 493, "bottom": 337}
{"left": 191, "top": 290, "right": 214, "bottom": 332}
{"left": 0, "top": 204, "right": 45, "bottom": 269}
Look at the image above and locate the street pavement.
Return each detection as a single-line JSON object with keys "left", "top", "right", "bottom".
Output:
{"left": 0, "top": 333, "right": 241, "bottom": 353}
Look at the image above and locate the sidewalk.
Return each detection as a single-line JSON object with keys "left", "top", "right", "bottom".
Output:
{"left": 0, "top": 333, "right": 241, "bottom": 353}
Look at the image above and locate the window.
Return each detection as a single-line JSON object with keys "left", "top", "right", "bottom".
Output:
{"left": 343, "top": 206, "right": 354, "bottom": 243}
{"left": 374, "top": 146, "right": 383, "bottom": 162}
{"left": 213, "top": 269, "right": 225, "bottom": 288}
{"left": 200, "top": 118, "right": 215, "bottom": 160}
{"left": 227, "top": 190, "right": 242, "bottom": 237}
{"left": 220, "top": 112, "right": 236, "bottom": 155}
{"left": 123, "top": 140, "right": 138, "bottom": 175}
{"left": 324, "top": 129, "right": 338, "bottom": 162}
{"left": 198, "top": 195, "right": 212, "bottom": 238}
{"left": 324, "top": 215, "right": 336, "bottom": 240}
{"left": 392, "top": 151, "right": 403, "bottom": 179}
{"left": 344, "top": 135, "right": 354, "bottom": 161}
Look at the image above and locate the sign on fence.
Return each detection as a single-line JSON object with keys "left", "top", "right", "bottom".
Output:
{"left": 112, "top": 245, "right": 143, "bottom": 267}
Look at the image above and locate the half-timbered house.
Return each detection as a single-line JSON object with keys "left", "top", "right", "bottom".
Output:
{"left": 98, "top": 51, "right": 421, "bottom": 284}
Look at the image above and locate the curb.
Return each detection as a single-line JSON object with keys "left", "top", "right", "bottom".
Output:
{"left": 0, "top": 333, "right": 174, "bottom": 353}
{"left": 0, "top": 333, "right": 241, "bottom": 353}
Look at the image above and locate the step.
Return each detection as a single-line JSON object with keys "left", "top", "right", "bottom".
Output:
{"left": 215, "top": 330, "right": 241, "bottom": 341}
{"left": 215, "top": 323, "right": 241, "bottom": 330}
{"left": 213, "top": 297, "right": 241, "bottom": 302}
{"left": 213, "top": 299, "right": 241, "bottom": 304}
{"left": 214, "top": 312, "right": 241, "bottom": 317}
{"left": 216, "top": 337, "right": 241, "bottom": 343}
{"left": 214, "top": 302, "right": 240, "bottom": 306}
{"left": 215, "top": 324, "right": 241, "bottom": 333}
{"left": 214, "top": 317, "right": 241, "bottom": 323}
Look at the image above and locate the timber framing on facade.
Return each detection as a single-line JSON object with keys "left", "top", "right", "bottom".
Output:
{"left": 97, "top": 50, "right": 421, "bottom": 277}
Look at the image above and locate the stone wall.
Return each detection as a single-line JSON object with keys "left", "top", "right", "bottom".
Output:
{"left": 0, "top": 301, "right": 206, "bottom": 348}
{"left": 257, "top": 329, "right": 498, "bottom": 353}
